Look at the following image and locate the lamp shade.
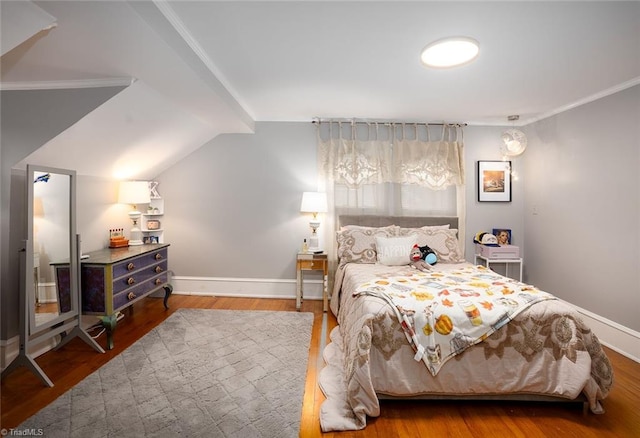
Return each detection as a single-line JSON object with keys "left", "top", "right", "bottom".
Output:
{"left": 300, "top": 192, "right": 327, "bottom": 214}
{"left": 500, "top": 129, "right": 527, "bottom": 157}
{"left": 118, "top": 181, "right": 150, "bottom": 205}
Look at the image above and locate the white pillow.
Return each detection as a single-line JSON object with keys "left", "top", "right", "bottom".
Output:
{"left": 375, "top": 235, "right": 416, "bottom": 266}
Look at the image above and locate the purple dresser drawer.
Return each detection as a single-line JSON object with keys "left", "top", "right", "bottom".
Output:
{"left": 112, "top": 260, "right": 168, "bottom": 294}
{"left": 112, "top": 248, "right": 168, "bottom": 278}
{"left": 113, "top": 272, "right": 169, "bottom": 311}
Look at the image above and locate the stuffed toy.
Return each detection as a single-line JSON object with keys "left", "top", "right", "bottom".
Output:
{"left": 409, "top": 244, "right": 432, "bottom": 272}
{"left": 473, "top": 231, "right": 500, "bottom": 246}
{"left": 419, "top": 244, "right": 438, "bottom": 265}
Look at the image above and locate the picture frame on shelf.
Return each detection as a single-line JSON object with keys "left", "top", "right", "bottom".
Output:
{"left": 492, "top": 228, "right": 512, "bottom": 245}
{"left": 477, "top": 160, "right": 512, "bottom": 202}
{"left": 147, "top": 220, "right": 161, "bottom": 230}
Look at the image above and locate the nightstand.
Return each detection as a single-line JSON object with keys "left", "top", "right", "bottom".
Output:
{"left": 475, "top": 254, "right": 523, "bottom": 282}
{"left": 296, "top": 252, "right": 328, "bottom": 312}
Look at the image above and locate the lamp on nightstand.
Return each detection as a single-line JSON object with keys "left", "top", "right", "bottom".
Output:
{"left": 300, "top": 191, "right": 327, "bottom": 250}
{"left": 118, "top": 181, "right": 150, "bottom": 246}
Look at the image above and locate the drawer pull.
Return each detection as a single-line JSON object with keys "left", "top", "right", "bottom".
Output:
{"left": 127, "top": 292, "right": 136, "bottom": 301}
{"left": 127, "top": 277, "right": 135, "bottom": 285}
{"left": 127, "top": 262, "right": 135, "bottom": 271}
{"left": 155, "top": 266, "right": 163, "bottom": 273}
{"left": 155, "top": 278, "right": 162, "bottom": 285}
{"left": 155, "top": 253, "right": 163, "bottom": 260}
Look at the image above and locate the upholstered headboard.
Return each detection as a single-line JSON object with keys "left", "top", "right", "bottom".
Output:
{"left": 338, "top": 215, "right": 458, "bottom": 230}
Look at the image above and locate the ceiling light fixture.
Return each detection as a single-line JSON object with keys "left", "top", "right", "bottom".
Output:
{"left": 420, "top": 37, "right": 480, "bottom": 68}
{"left": 500, "top": 115, "right": 528, "bottom": 157}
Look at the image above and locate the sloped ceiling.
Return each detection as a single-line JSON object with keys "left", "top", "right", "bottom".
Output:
{"left": 0, "top": 0, "right": 56, "bottom": 56}
{"left": 2, "top": 0, "right": 255, "bottom": 180}
{"left": 2, "top": 1, "right": 640, "bottom": 180}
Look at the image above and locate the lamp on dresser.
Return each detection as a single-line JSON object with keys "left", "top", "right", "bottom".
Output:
{"left": 118, "top": 181, "right": 150, "bottom": 246}
{"left": 300, "top": 191, "right": 328, "bottom": 250}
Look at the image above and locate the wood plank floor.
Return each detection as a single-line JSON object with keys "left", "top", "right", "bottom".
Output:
{"left": 2, "top": 295, "right": 639, "bottom": 437}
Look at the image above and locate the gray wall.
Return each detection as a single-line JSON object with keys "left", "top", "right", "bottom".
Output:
{"left": 155, "top": 122, "right": 318, "bottom": 279}
{"left": 462, "top": 126, "right": 525, "bottom": 257}
{"left": 523, "top": 85, "right": 640, "bottom": 331}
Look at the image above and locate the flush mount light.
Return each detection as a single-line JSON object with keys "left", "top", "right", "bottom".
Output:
{"left": 420, "top": 37, "right": 480, "bottom": 68}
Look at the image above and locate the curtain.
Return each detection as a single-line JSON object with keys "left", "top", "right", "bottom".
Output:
{"left": 316, "top": 120, "right": 466, "bottom": 272}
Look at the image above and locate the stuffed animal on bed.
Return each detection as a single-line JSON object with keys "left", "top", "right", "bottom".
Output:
{"left": 419, "top": 244, "right": 438, "bottom": 266}
{"left": 410, "top": 244, "right": 432, "bottom": 272}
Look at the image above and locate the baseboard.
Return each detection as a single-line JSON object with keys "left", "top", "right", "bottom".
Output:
{"left": 171, "top": 275, "right": 325, "bottom": 300}
{"left": 563, "top": 299, "right": 640, "bottom": 363}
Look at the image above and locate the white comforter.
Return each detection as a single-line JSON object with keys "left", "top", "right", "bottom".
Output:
{"left": 319, "top": 262, "right": 614, "bottom": 432}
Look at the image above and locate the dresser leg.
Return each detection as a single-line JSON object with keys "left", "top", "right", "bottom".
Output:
{"left": 99, "top": 314, "right": 118, "bottom": 350}
{"left": 163, "top": 284, "right": 173, "bottom": 309}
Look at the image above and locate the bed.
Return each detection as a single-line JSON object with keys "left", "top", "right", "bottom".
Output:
{"left": 318, "top": 216, "right": 613, "bottom": 432}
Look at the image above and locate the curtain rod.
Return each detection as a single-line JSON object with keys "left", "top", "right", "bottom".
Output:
{"left": 312, "top": 118, "right": 467, "bottom": 127}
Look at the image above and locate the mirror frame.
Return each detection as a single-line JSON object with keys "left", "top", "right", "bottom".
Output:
{"left": 27, "top": 164, "right": 79, "bottom": 334}
{"left": 1, "top": 165, "right": 103, "bottom": 387}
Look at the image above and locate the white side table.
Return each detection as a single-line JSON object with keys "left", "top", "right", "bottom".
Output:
{"left": 296, "top": 252, "right": 328, "bottom": 312}
{"left": 475, "top": 255, "right": 523, "bottom": 282}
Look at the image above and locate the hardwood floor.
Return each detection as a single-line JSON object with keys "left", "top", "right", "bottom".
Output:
{"left": 2, "top": 295, "right": 639, "bottom": 437}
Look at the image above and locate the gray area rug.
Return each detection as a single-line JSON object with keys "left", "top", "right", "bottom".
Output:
{"left": 19, "top": 309, "right": 314, "bottom": 438}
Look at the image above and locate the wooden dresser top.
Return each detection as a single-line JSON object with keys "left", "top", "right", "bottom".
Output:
{"left": 83, "top": 243, "right": 170, "bottom": 265}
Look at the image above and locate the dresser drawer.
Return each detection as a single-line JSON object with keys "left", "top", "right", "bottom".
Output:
{"left": 298, "top": 259, "right": 326, "bottom": 271}
{"left": 112, "top": 260, "right": 168, "bottom": 294}
{"left": 113, "top": 272, "right": 168, "bottom": 311}
{"left": 112, "top": 248, "right": 168, "bottom": 278}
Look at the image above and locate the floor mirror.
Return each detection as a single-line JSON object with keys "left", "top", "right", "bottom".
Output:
{"left": 1, "top": 165, "right": 104, "bottom": 387}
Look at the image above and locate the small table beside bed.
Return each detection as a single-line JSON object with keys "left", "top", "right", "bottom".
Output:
{"left": 318, "top": 215, "right": 613, "bottom": 432}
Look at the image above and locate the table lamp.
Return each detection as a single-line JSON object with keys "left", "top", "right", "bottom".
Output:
{"left": 118, "top": 181, "right": 150, "bottom": 245}
{"left": 300, "top": 192, "right": 327, "bottom": 250}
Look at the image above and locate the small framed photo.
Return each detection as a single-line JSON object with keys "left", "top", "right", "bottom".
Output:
{"left": 143, "top": 236, "right": 152, "bottom": 244}
{"left": 147, "top": 220, "right": 161, "bottom": 230}
{"left": 477, "top": 160, "right": 512, "bottom": 202}
{"left": 492, "top": 228, "right": 512, "bottom": 245}
{"left": 150, "top": 236, "right": 159, "bottom": 244}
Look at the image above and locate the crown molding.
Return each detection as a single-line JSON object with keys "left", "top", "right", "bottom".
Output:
{"left": 0, "top": 77, "right": 135, "bottom": 91}
{"left": 523, "top": 76, "right": 640, "bottom": 126}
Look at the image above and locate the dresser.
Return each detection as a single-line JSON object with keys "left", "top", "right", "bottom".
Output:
{"left": 55, "top": 244, "right": 171, "bottom": 349}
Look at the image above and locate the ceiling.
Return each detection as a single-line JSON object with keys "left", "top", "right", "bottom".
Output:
{"left": 2, "top": 1, "right": 639, "bottom": 179}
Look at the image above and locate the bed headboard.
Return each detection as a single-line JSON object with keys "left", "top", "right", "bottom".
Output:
{"left": 338, "top": 215, "right": 458, "bottom": 230}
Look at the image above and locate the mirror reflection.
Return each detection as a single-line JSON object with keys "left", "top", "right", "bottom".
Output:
{"left": 32, "top": 171, "right": 71, "bottom": 329}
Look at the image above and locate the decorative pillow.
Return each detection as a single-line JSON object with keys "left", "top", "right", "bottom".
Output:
{"left": 412, "top": 228, "right": 464, "bottom": 263}
{"left": 375, "top": 235, "right": 417, "bottom": 266}
{"left": 336, "top": 225, "right": 399, "bottom": 265}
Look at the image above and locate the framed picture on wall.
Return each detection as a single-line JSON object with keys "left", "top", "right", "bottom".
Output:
{"left": 477, "top": 160, "right": 512, "bottom": 202}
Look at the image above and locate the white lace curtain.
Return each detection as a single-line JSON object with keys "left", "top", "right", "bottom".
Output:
{"left": 316, "top": 120, "right": 466, "bottom": 263}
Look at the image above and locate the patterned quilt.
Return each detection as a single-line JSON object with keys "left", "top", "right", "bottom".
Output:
{"left": 319, "top": 262, "right": 614, "bottom": 432}
{"left": 354, "top": 265, "right": 557, "bottom": 375}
